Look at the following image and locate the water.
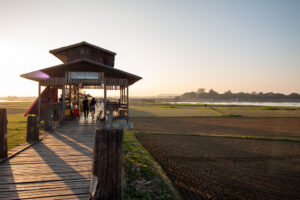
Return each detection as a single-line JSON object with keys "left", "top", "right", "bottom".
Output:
{"left": 170, "top": 101, "right": 300, "bottom": 107}
{"left": 0, "top": 100, "right": 26, "bottom": 102}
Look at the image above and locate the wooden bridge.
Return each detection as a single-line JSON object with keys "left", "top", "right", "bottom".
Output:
{"left": 0, "top": 42, "right": 142, "bottom": 200}
{"left": 0, "top": 118, "right": 99, "bottom": 199}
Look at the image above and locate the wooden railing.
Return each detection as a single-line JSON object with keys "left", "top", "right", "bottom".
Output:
{"left": 41, "top": 103, "right": 64, "bottom": 128}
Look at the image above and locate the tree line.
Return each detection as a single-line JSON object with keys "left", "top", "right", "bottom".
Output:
{"left": 175, "top": 88, "right": 300, "bottom": 101}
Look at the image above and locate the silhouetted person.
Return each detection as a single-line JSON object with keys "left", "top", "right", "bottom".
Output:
{"left": 90, "top": 97, "right": 97, "bottom": 120}
{"left": 82, "top": 96, "right": 89, "bottom": 120}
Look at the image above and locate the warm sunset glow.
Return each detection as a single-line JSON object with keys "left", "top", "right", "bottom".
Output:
{"left": 0, "top": 0, "right": 299, "bottom": 97}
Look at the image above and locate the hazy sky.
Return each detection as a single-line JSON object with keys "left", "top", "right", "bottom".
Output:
{"left": 0, "top": 0, "right": 299, "bottom": 97}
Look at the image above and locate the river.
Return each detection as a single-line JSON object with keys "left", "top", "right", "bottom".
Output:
{"left": 170, "top": 101, "right": 300, "bottom": 107}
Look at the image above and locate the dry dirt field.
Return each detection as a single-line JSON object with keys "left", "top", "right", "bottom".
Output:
{"left": 131, "top": 117, "right": 300, "bottom": 139}
{"left": 217, "top": 109, "right": 300, "bottom": 117}
{"left": 136, "top": 134, "right": 300, "bottom": 200}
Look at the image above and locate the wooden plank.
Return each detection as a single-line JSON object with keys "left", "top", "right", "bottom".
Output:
{"left": 0, "top": 119, "right": 104, "bottom": 199}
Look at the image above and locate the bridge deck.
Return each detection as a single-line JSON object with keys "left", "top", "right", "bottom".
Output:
{"left": 0, "top": 118, "right": 100, "bottom": 200}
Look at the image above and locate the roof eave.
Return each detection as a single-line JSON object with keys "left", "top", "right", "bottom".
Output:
{"left": 20, "top": 59, "right": 142, "bottom": 85}
{"left": 49, "top": 41, "right": 117, "bottom": 55}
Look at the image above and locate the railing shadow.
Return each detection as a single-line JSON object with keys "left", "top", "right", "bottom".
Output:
{"left": 32, "top": 139, "right": 90, "bottom": 198}
{"left": 0, "top": 161, "right": 20, "bottom": 200}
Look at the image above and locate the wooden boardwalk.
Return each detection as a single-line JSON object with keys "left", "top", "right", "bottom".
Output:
{"left": 0, "top": 118, "right": 100, "bottom": 200}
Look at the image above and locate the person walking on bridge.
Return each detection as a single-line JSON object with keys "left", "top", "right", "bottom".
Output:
{"left": 90, "top": 97, "right": 98, "bottom": 120}
{"left": 82, "top": 96, "right": 89, "bottom": 120}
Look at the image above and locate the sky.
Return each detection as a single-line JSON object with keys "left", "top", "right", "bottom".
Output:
{"left": 0, "top": 0, "right": 299, "bottom": 97}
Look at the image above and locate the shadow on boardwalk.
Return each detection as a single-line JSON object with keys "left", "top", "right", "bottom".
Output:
{"left": 0, "top": 119, "right": 99, "bottom": 199}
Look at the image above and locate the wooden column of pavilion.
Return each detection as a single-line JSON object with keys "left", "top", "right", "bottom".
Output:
{"left": 20, "top": 41, "right": 141, "bottom": 124}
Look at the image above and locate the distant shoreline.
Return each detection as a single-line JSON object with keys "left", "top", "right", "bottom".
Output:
{"left": 169, "top": 101, "right": 300, "bottom": 107}
{"left": 0, "top": 100, "right": 31, "bottom": 102}
{"left": 0, "top": 97, "right": 35, "bottom": 102}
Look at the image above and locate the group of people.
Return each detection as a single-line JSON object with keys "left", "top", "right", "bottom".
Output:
{"left": 82, "top": 96, "right": 98, "bottom": 120}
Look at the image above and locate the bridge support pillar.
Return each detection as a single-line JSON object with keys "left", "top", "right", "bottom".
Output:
{"left": 0, "top": 109, "right": 8, "bottom": 159}
{"left": 26, "top": 116, "right": 39, "bottom": 143}
{"left": 89, "top": 128, "right": 123, "bottom": 200}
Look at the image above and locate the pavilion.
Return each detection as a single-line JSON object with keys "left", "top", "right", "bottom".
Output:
{"left": 20, "top": 41, "right": 142, "bottom": 124}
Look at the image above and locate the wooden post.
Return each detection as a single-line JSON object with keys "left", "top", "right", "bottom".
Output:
{"left": 0, "top": 109, "right": 8, "bottom": 159}
{"left": 126, "top": 86, "right": 129, "bottom": 122}
{"left": 77, "top": 85, "right": 80, "bottom": 113}
{"left": 89, "top": 128, "right": 123, "bottom": 200}
{"left": 62, "top": 84, "right": 65, "bottom": 119}
{"left": 58, "top": 103, "right": 63, "bottom": 124}
{"left": 122, "top": 87, "right": 125, "bottom": 102}
{"left": 26, "top": 116, "right": 39, "bottom": 143}
{"left": 104, "top": 83, "right": 107, "bottom": 120}
{"left": 120, "top": 87, "right": 122, "bottom": 103}
{"left": 37, "top": 82, "right": 41, "bottom": 121}
{"left": 44, "top": 104, "right": 52, "bottom": 130}
{"left": 69, "top": 84, "right": 72, "bottom": 109}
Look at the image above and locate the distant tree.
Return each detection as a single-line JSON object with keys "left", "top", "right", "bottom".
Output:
{"left": 223, "top": 90, "right": 233, "bottom": 99}
{"left": 177, "top": 88, "right": 300, "bottom": 101}
{"left": 208, "top": 89, "right": 219, "bottom": 98}
{"left": 289, "top": 93, "right": 300, "bottom": 99}
{"left": 180, "top": 92, "right": 197, "bottom": 100}
{"left": 196, "top": 88, "right": 206, "bottom": 94}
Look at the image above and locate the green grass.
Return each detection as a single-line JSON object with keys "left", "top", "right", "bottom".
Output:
{"left": 132, "top": 102, "right": 300, "bottom": 110}
{"left": 123, "top": 130, "right": 179, "bottom": 200}
{"left": 130, "top": 102, "right": 300, "bottom": 118}
{"left": 130, "top": 106, "right": 219, "bottom": 117}
{"left": 7, "top": 114, "right": 27, "bottom": 150}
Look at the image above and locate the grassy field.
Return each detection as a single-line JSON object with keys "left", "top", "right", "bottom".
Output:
{"left": 6, "top": 114, "right": 27, "bottom": 150}
{"left": 132, "top": 102, "right": 300, "bottom": 110}
{"left": 130, "top": 105, "right": 219, "bottom": 117}
{"left": 129, "top": 103, "right": 300, "bottom": 199}
{"left": 0, "top": 102, "right": 30, "bottom": 150}
{"left": 1, "top": 101, "right": 180, "bottom": 199}
{"left": 3, "top": 101, "right": 300, "bottom": 151}
{"left": 0, "top": 102, "right": 32, "bottom": 114}
{"left": 2, "top": 101, "right": 300, "bottom": 199}
{"left": 130, "top": 102, "right": 300, "bottom": 118}
{"left": 123, "top": 130, "right": 178, "bottom": 199}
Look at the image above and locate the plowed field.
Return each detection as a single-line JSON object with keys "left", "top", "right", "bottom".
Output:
{"left": 131, "top": 117, "right": 300, "bottom": 139}
{"left": 137, "top": 134, "right": 300, "bottom": 199}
